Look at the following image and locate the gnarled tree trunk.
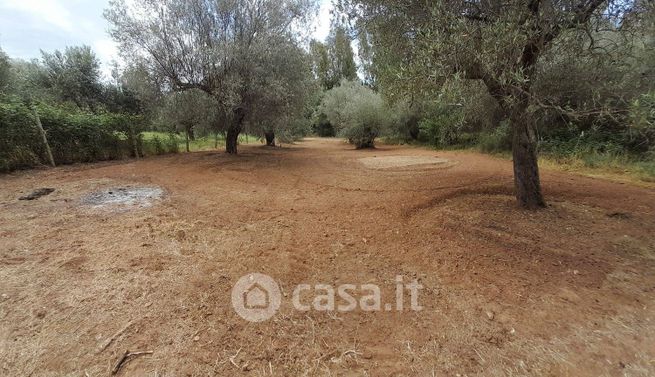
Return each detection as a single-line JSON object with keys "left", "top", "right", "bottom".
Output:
{"left": 226, "top": 127, "right": 240, "bottom": 154}
{"left": 510, "top": 105, "right": 546, "bottom": 209}
{"left": 226, "top": 108, "right": 246, "bottom": 154}
{"left": 185, "top": 128, "right": 191, "bottom": 153}
{"left": 482, "top": 74, "right": 546, "bottom": 210}
{"left": 264, "top": 131, "right": 275, "bottom": 146}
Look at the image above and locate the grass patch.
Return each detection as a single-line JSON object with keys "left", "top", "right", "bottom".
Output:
{"left": 141, "top": 132, "right": 262, "bottom": 152}
{"left": 471, "top": 146, "right": 655, "bottom": 185}
{"left": 539, "top": 152, "right": 655, "bottom": 185}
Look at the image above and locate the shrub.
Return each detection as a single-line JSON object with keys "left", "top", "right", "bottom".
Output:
{"left": 477, "top": 121, "right": 512, "bottom": 153}
{"left": 312, "top": 112, "right": 336, "bottom": 137}
{"left": 418, "top": 103, "right": 465, "bottom": 147}
{"left": 387, "top": 101, "right": 421, "bottom": 143}
{"left": 277, "top": 117, "right": 311, "bottom": 143}
{"left": 627, "top": 91, "right": 655, "bottom": 152}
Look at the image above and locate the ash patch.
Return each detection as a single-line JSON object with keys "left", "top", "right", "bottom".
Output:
{"left": 82, "top": 186, "right": 164, "bottom": 211}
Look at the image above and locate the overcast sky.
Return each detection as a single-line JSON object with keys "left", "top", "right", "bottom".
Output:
{"left": 0, "top": 0, "right": 334, "bottom": 77}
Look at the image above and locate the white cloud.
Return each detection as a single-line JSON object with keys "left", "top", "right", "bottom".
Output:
{"left": 0, "top": 0, "right": 74, "bottom": 32}
{"left": 94, "top": 38, "right": 118, "bottom": 64}
{"left": 94, "top": 38, "right": 120, "bottom": 79}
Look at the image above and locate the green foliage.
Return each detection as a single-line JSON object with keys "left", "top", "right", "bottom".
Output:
{"left": 106, "top": 0, "right": 316, "bottom": 154}
{"left": 628, "top": 92, "right": 655, "bottom": 152}
{"left": 276, "top": 118, "right": 312, "bottom": 143}
{"left": 0, "top": 96, "right": 172, "bottom": 172}
{"left": 320, "top": 80, "right": 390, "bottom": 148}
{"left": 141, "top": 132, "right": 260, "bottom": 152}
{"left": 310, "top": 41, "right": 333, "bottom": 90}
{"left": 328, "top": 26, "right": 358, "bottom": 84}
{"left": 418, "top": 113, "right": 463, "bottom": 148}
{"left": 38, "top": 46, "right": 103, "bottom": 111}
{"left": 477, "top": 121, "right": 512, "bottom": 153}
{"left": 0, "top": 97, "right": 42, "bottom": 171}
{"left": 385, "top": 101, "right": 420, "bottom": 143}
{"left": 140, "top": 132, "right": 180, "bottom": 155}
{"left": 0, "top": 48, "right": 10, "bottom": 93}
{"left": 310, "top": 24, "right": 358, "bottom": 90}
{"left": 312, "top": 112, "right": 336, "bottom": 137}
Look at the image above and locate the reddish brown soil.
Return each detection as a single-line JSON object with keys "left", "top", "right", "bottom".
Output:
{"left": 1, "top": 138, "right": 654, "bottom": 376}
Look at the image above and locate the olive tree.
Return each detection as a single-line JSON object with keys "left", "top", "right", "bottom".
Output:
{"left": 245, "top": 38, "right": 316, "bottom": 146}
{"left": 320, "top": 80, "right": 389, "bottom": 148}
{"left": 343, "top": 0, "right": 637, "bottom": 208}
{"left": 105, "top": 0, "right": 316, "bottom": 154}
{"left": 39, "top": 46, "right": 103, "bottom": 111}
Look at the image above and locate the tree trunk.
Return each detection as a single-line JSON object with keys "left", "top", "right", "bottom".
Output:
{"left": 185, "top": 128, "right": 190, "bottom": 153}
{"left": 511, "top": 109, "right": 546, "bottom": 209}
{"left": 226, "top": 108, "right": 246, "bottom": 154}
{"left": 264, "top": 131, "right": 275, "bottom": 146}
{"left": 130, "top": 126, "right": 140, "bottom": 159}
{"left": 226, "top": 127, "right": 240, "bottom": 154}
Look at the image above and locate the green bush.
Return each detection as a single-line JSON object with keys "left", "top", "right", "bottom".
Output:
{"left": 387, "top": 101, "right": 421, "bottom": 143}
{"left": 312, "top": 112, "right": 336, "bottom": 137}
{"left": 277, "top": 117, "right": 311, "bottom": 143}
{"left": 1, "top": 97, "right": 45, "bottom": 171}
{"left": 627, "top": 91, "right": 655, "bottom": 152}
{"left": 418, "top": 104, "right": 465, "bottom": 147}
{"left": 477, "top": 121, "right": 512, "bottom": 153}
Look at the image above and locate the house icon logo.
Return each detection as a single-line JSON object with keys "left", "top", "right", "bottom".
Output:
{"left": 231, "top": 273, "right": 281, "bottom": 322}
{"left": 244, "top": 282, "right": 270, "bottom": 309}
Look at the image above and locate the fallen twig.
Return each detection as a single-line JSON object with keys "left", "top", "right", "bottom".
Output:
{"left": 229, "top": 348, "right": 242, "bottom": 369}
{"left": 19, "top": 188, "right": 55, "bottom": 201}
{"left": 112, "top": 350, "right": 153, "bottom": 375}
{"left": 341, "top": 350, "right": 362, "bottom": 359}
{"left": 98, "top": 321, "right": 134, "bottom": 353}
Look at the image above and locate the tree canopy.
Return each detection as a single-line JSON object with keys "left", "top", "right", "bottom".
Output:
{"left": 105, "top": 0, "right": 317, "bottom": 153}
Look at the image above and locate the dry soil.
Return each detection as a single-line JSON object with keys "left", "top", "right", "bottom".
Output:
{"left": 1, "top": 138, "right": 654, "bottom": 376}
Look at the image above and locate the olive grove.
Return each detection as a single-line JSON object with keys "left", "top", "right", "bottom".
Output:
{"left": 340, "top": 0, "right": 654, "bottom": 208}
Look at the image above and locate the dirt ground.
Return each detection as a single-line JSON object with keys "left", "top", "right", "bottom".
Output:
{"left": 1, "top": 138, "right": 655, "bottom": 377}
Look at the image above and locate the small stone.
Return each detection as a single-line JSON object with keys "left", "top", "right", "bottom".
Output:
{"left": 485, "top": 311, "right": 495, "bottom": 321}
{"left": 145, "top": 302, "right": 152, "bottom": 308}
{"left": 193, "top": 335, "right": 200, "bottom": 342}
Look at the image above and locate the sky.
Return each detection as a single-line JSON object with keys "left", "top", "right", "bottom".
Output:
{"left": 0, "top": 0, "right": 334, "bottom": 78}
